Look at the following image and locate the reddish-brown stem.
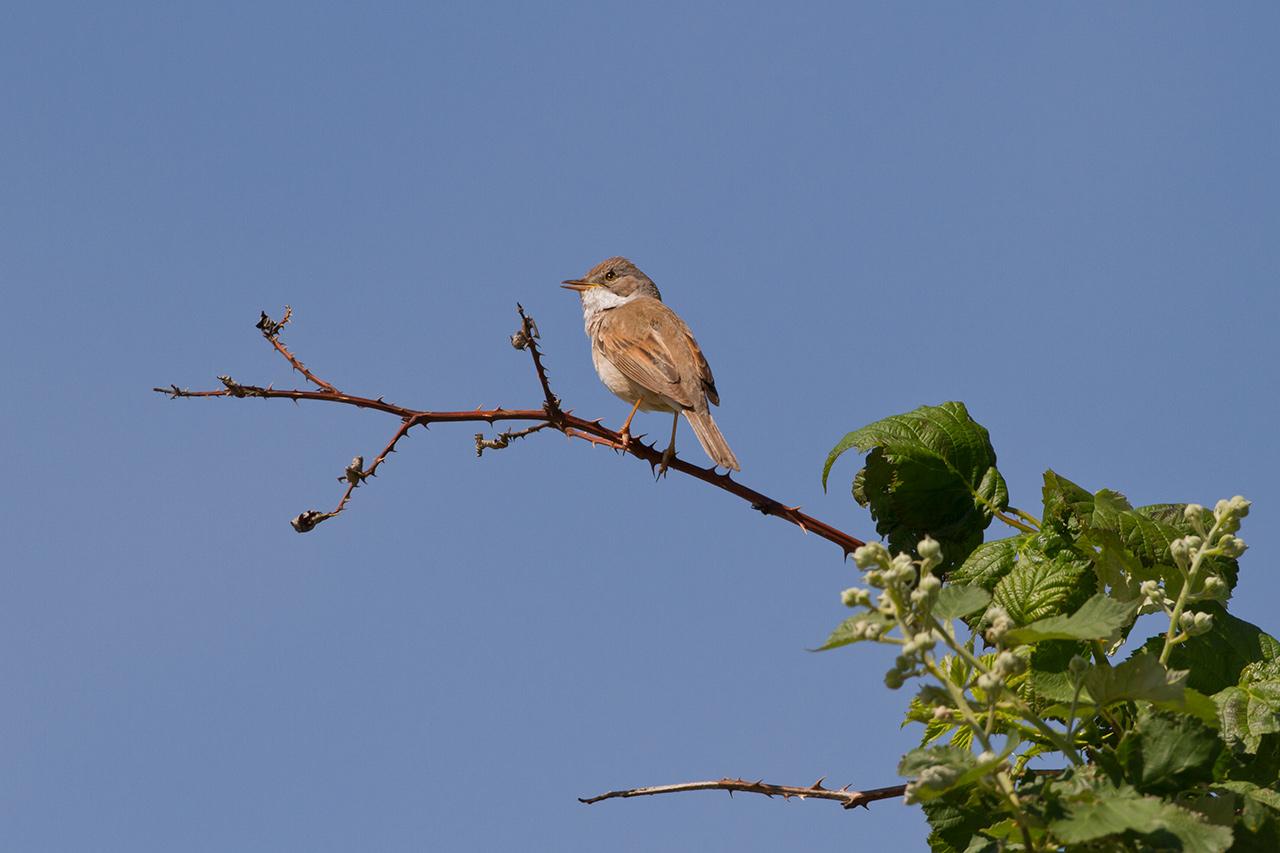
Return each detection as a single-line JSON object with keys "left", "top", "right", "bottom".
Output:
{"left": 156, "top": 308, "right": 868, "bottom": 555}
{"left": 328, "top": 416, "right": 421, "bottom": 518}
{"left": 515, "top": 303, "right": 561, "bottom": 418}
{"left": 257, "top": 306, "right": 340, "bottom": 393}
{"left": 579, "top": 777, "right": 905, "bottom": 810}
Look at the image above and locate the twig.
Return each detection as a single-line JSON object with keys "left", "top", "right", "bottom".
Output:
{"left": 514, "top": 303, "right": 561, "bottom": 419}
{"left": 475, "top": 422, "right": 556, "bottom": 456}
{"left": 579, "top": 777, "right": 906, "bottom": 810}
{"left": 155, "top": 306, "right": 868, "bottom": 555}
{"left": 257, "top": 306, "right": 340, "bottom": 394}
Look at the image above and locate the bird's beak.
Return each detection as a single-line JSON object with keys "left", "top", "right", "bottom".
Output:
{"left": 560, "top": 279, "right": 596, "bottom": 292}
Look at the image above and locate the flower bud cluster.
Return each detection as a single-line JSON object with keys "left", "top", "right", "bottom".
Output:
{"left": 983, "top": 605, "right": 1014, "bottom": 647}
{"left": 845, "top": 538, "right": 948, "bottom": 690}
{"left": 841, "top": 587, "right": 871, "bottom": 608}
{"left": 975, "top": 650, "right": 1025, "bottom": 698}
{"left": 1178, "top": 610, "right": 1214, "bottom": 636}
{"left": 1144, "top": 497, "right": 1250, "bottom": 622}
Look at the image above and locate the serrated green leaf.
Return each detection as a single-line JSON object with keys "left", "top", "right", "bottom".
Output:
{"left": 1041, "top": 476, "right": 1240, "bottom": 601}
{"left": 1116, "top": 709, "right": 1221, "bottom": 793}
{"left": 949, "top": 536, "right": 1023, "bottom": 591}
{"left": 1041, "top": 471, "right": 1096, "bottom": 535}
{"left": 1214, "top": 780, "right": 1280, "bottom": 814}
{"left": 934, "top": 584, "right": 992, "bottom": 620}
{"left": 1051, "top": 792, "right": 1233, "bottom": 853}
{"left": 823, "top": 402, "right": 1007, "bottom": 571}
{"left": 899, "top": 744, "right": 1001, "bottom": 803}
{"left": 992, "top": 550, "right": 1094, "bottom": 625}
{"left": 1215, "top": 680, "right": 1280, "bottom": 753}
{"left": 1004, "top": 593, "right": 1139, "bottom": 646}
{"left": 922, "top": 790, "right": 1003, "bottom": 853}
{"left": 812, "top": 611, "right": 893, "bottom": 651}
{"left": 1215, "top": 732, "right": 1280, "bottom": 786}
{"left": 1084, "top": 653, "right": 1188, "bottom": 707}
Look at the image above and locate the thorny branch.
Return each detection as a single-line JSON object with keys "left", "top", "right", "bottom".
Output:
{"left": 154, "top": 305, "right": 881, "bottom": 811}
{"left": 256, "top": 306, "right": 339, "bottom": 394}
{"left": 155, "top": 306, "right": 867, "bottom": 553}
{"left": 579, "top": 777, "right": 907, "bottom": 810}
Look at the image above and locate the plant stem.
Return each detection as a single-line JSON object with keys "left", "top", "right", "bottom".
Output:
{"left": 1008, "top": 506, "right": 1042, "bottom": 530}
{"left": 1159, "top": 518, "right": 1223, "bottom": 665}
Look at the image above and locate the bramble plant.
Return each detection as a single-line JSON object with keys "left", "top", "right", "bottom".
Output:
{"left": 821, "top": 402, "right": 1279, "bottom": 852}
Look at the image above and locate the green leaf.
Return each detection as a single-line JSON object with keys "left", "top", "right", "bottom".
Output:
{"left": 823, "top": 402, "right": 1007, "bottom": 570}
{"left": 1214, "top": 780, "right": 1280, "bottom": 815}
{"left": 1084, "top": 653, "right": 1188, "bottom": 707}
{"left": 922, "top": 790, "right": 1003, "bottom": 853}
{"left": 1041, "top": 470, "right": 1097, "bottom": 536}
{"left": 1115, "top": 709, "right": 1221, "bottom": 793}
{"left": 1215, "top": 732, "right": 1280, "bottom": 786}
{"left": 1004, "top": 593, "right": 1139, "bottom": 646}
{"left": 991, "top": 549, "right": 1094, "bottom": 625}
{"left": 1214, "top": 680, "right": 1280, "bottom": 753}
{"left": 1051, "top": 791, "right": 1233, "bottom": 853}
{"left": 899, "top": 745, "right": 990, "bottom": 802}
{"left": 812, "top": 611, "right": 893, "bottom": 651}
{"left": 1141, "top": 604, "right": 1280, "bottom": 694}
{"left": 948, "top": 536, "right": 1023, "bottom": 591}
{"left": 934, "top": 584, "right": 992, "bottom": 620}
{"left": 1040, "top": 474, "right": 1240, "bottom": 601}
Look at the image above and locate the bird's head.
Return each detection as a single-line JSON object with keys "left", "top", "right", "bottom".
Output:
{"left": 562, "top": 257, "right": 662, "bottom": 305}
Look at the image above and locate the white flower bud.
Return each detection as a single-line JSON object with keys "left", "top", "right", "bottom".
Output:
{"left": 841, "top": 587, "right": 871, "bottom": 608}
{"left": 932, "top": 705, "right": 953, "bottom": 721}
{"left": 1229, "top": 496, "right": 1251, "bottom": 518}
{"left": 866, "top": 570, "right": 886, "bottom": 588}
{"left": 1193, "top": 611, "right": 1214, "bottom": 634}
{"left": 983, "top": 606, "right": 1014, "bottom": 645}
{"left": 1184, "top": 504, "right": 1206, "bottom": 523}
{"left": 917, "top": 537, "right": 943, "bottom": 563}
{"left": 853, "top": 542, "right": 890, "bottom": 569}
{"left": 977, "top": 671, "right": 1003, "bottom": 694}
{"left": 1179, "top": 611, "right": 1197, "bottom": 632}
{"left": 1218, "top": 535, "right": 1247, "bottom": 558}
{"left": 912, "top": 631, "right": 937, "bottom": 652}
{"left": 1202, "top": 575, "right": 1228, "bottom": 598}
{"left": 995, "top": 650, "right": 1025, "bottom": 676}
{"left": 890, "top": 553, "right": 917, "bottom": 585}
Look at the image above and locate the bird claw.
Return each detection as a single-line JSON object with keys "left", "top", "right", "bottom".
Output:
{"left": 656, "top": 445, "right": 675, "bottom": 479}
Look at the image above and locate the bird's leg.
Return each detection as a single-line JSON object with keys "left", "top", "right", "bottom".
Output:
{"left": 618, "top": 398, "right": 643, "bottom": 450}
{"left": 658, "top": 411, "right": 679, "bottom": 477}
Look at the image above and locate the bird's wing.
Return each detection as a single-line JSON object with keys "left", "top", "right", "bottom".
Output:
{"left": 595, "top": 298, "right": 706, "bottom": 410}
{"left": 684, "top": 329, "right": 720, "bottom": 407}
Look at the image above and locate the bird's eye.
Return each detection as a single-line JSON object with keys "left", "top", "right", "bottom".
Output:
{"left": 605, "top": 269, "right": 616, "bottom": 280}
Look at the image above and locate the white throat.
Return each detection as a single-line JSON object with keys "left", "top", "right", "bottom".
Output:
{"left": 579, "top": 287, "right": 636, "bottom": 333}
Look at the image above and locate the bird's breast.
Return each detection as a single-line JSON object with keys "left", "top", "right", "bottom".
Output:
{"left": 590, "top": 341, "right": 676, "bottom": 412}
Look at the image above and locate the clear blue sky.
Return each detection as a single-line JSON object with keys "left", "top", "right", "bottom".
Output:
{"left": 3, "top": 3, "right": 1277, "bottom": 850}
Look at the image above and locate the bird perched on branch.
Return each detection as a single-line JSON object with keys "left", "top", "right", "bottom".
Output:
{"left": 562, "top": 257, "right": 740, "bottom": 474}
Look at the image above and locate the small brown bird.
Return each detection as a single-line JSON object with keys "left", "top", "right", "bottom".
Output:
{"left": 562, "top": 257, "right": 740, "bottom": 473}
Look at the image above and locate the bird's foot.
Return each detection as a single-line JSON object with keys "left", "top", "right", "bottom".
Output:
{"left": 656, "top": 445, "right": 676, "bottom": 479}
{"left": 617, "top": 427, "right": 633, "bottom": 452}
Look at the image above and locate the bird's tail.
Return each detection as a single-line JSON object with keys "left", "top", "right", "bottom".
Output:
{"left": 682, "top": 409, "right": 740, "bottom": 471}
